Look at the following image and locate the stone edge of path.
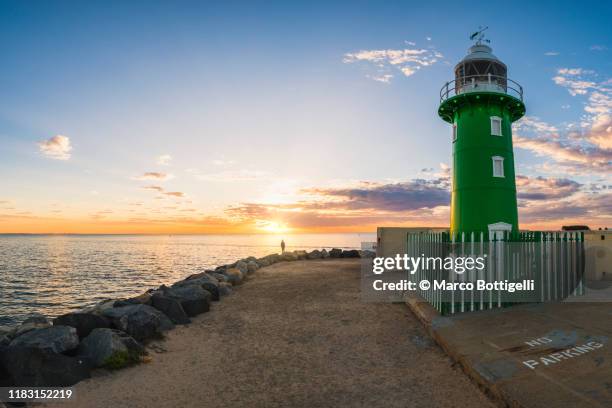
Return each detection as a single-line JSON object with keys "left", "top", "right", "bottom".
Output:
{"left": 405, "top": 294, "right": 518, "bottom": 408}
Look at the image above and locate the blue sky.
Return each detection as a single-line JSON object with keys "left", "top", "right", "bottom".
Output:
{"left": 0, "top": 0, "right": 610, "bottom": 233}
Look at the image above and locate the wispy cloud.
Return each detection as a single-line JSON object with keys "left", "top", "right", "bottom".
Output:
{"left": 195, "top": 169, "right": 270, "bottom": 182}
{"left": 589, "top": 45, "right": 608, "bottom": 51}
{"left": 552, "top": 68, "right": 597, "bottom": 96}
{"left": 143, "top": 185, "right": 164, "bottom": 192}
{"left": 343, "top": 43, "right": 443, "bottom": 83}
{"left": 132, "top": 172, "right": 174, "bottom": 181}
{"left": 38, "top": 135, "right": 72, "bottom": 160}
{"left": 164, "top": 191, "right": 185, "bottom": 198}
{"left": 544, "top": 51, "right": 560, "bottom": 56}
{"left": 156, "top": 154, "right": 172, "bottom": 166}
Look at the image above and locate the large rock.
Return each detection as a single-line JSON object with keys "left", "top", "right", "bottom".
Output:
{"left": 84, "top": 299, "right": 116, "bottom": 315}
{"left": 307, "top": 250, "right": 322, "bottom": 259}
{"left": 218, "top": 282, "right": 232, "bottom": 296}
{"left": 235, "top": 261, "right": 248, "bottom": 275}
{"left": 223, "top": 268, "right": 243, "bottom": 285}
{"left": 247, "top": 260, "right": 259, "bottom": 274}
{"left": 13, "top": 313, "right": 52, "bottom": 338}
{"left": 321, "top": 249, "right": 330, "bottom": 258}
{"left": 360, "top": 250, "right": 375, "bottom": 258}
{"left": 114, "top": 293, "right": 152, "bottom": 308}
{"left": 210, "top": 272, "right": 228, "bottom": 282}
{"left": 9, "top": 326, "right": 79, "bottom": 354}
{"left": 173, "top": 278, "right": 220, "bottom": 301}
{"left": 103, "top": 305, "right": 174, "bottom": 341}
{"left": 329, "top": 248, "right": 343, "bottom": 258}
{"left": 256, "top": 257, "right": 270, "bottom": 267}
{"left": 280, "top": 252, "right": 298, "bottom": 262}
{"left": 162, "top": 286, "right": 211, "bottom": 316}
{"left": 341, "top": 249, "right": 360, "bottom": 258}
{"left": 0, "top": 346, "right": 91, "bottom": 387}
{"left": 294, "top": 250, "right": 308, "bottom": 260}
{"left": 150, "top": 294, "right": 190, "bottom": 324}
{"left": 79, "top": 328, "right": 143, "bottom": 368}
{"left": 53, "top": 313, "right": 110, "bottom": 339}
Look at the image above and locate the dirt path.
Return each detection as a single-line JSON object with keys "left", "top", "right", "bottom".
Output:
{"left": 59, "top": 259, "right": 494, "bottom": 408}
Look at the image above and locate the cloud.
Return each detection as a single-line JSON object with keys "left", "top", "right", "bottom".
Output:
{"left": 212, "top": 158, "right": 235, "bottom": 167}
{"left": 516, "top": 175, "right": 581, "bottom": 200}
{"left": 195, "top": 169, "right": 270, "bottom": 182}
{"left": 552, "top": 68, "right": 597, "bottom": 96}
{"left": 156, "top": 155, "right": 172, "bottom": 166}
{"left": 38, "top": 135, "right": 72, "bottom": 160}
{"left": 132, "top": 172, "right": 173, "bottom": 181}
{"left": 164, "top": 191, "right": 185, "bottom": 198}
{"left": 343, "top": 43, "right": 443, "bottom": 82}
{"left": 513, "top": 135, "right": 611, "bottom": 171}
{"left": 590, "top": 45, "right": 608, "bottom": 51}
{"left": 368, "top": 74, "right": 393, "bottom": 83}
{"left": 300, "top": 178, "right": 450, "bottom": 212}
{"left": 143, "top": 185, "right": 164, "bottom": 192}
{"left": 544, "top": 51, "right": 559, "bottom": 56}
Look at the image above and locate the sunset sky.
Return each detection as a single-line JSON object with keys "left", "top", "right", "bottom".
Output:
{"left": 0, "top": 0, "right": 610, "bottom": 234}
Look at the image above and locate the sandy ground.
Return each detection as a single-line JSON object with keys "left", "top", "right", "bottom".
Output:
{"left": 50, "top": 259, "right": 494, "bottom": 408}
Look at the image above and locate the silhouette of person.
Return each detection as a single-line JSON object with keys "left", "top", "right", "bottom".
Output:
{"left": 281, "top": 240, "right": 286, "bottom": 253}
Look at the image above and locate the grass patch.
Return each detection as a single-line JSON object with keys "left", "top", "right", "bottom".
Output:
{"left": 102, "top": 349, "right": 145, "bottom": 370}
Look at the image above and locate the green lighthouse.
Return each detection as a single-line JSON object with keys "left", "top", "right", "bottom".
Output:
{"left": 438, "top": 30, "right": 525, "bottom": 236}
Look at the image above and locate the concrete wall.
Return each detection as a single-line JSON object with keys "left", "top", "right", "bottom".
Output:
{"left": 376, "top": 227, "right": 448, "bottom": 258}
{"left": 584, "top": 230, "right": 612, "bottom": 281}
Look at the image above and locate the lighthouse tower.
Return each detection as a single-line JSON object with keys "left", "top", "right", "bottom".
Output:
{"left": 438, "top": 29, "right": 525, "bottom": 236}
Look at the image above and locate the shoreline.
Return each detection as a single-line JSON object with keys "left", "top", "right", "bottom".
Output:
{"left": 0, "top": 248, "right": 371, "bottom": 395}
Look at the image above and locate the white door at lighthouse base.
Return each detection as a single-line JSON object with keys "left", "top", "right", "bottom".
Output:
{"left": 488, "top": 222, "right": 512, "bottom": 240}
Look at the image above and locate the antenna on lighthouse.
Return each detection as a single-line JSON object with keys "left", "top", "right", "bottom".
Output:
{"left": 469, "top": 26, "right": 490, "bottom": 45}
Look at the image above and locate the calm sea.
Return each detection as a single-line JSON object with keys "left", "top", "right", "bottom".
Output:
{"left": 0, "top": 233, "right": 375, "bottom": 326}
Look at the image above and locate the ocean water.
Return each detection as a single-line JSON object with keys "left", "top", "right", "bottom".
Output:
{"left": 0, "top": 233, "right": 375, "bottom": 326}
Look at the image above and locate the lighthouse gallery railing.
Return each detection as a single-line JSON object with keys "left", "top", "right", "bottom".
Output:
{"left": 440, "top": 74, "right": 524, "bottom": 103}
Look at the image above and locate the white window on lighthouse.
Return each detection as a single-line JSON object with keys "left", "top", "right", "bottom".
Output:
{"left": 492, "top": 156, "right": 505, "bottom": 178}
{"left": 452, "top": 123, "right": 457, "bottom": 142}
{"left": 490, "top": 116, "right": 502, "bottom": 136}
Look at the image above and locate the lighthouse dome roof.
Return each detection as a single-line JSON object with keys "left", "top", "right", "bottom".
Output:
{"left": 456, "top": 44, "right": 506, "bottom": 68}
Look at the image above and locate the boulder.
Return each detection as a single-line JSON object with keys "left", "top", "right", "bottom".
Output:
{"left": 0, "top": 327, "right": 11, "bottom": 346}
{"left": 223, "top": 268, "right": 243, "bottom": 285}
{"left": 162, "top": 286, "right": 211, "bottom": 316}
{"left": 341, "top": 249, "right": 360, "bottom": 258}
{"left": 256, "top": 257, "right": 270, "bottom": 267}
{"left": 329, "top": 248, "right": 343, "bottom": 258}
{"left": 235, "top": 261, "right": 248, "bottom": 275}
{"left": 218, "top": 282, "right": 232, "bottom": 296}
{"left": 321, "top": 249, "right": 330, "bottom": 258}
{"left": 262, "top": 253, "right": 281, "bottom": 264}
{"left": 0, "top": 346, "right": 91, "bottom": 387}
{"left": 103, "top": 305, "right": 174, "bottom": 341}
{"left": 247, "top": 260, "right": 259, "bottom": 274}
{"left": 84, "top": 299, "right": 117, "bottom": 315}
{"left": 78, "top": 328, "right": 144, "bottom": 368}
{"left": 210, "top": 272, "right": 228, "bottom": 282}
{"left": 150, "top": 295, "right": 190, "bottom": 324}
{"left": 172, "top": 278, "right": 220, "bottom": 301}
{"left": 13, "top": 313, "right": 52, "bottom": 338}
{"left": 294, "top": 250, "right": 308, "bottom": 260}
{"left": 307, "top": 250, "right": 322, "bottom": 259}
{"left": 114, "top": 293, "right": 152, "bottom": 308}
{"left": 53, "top": 313, "right": 111, "bottom": 339}
{"left": 360, "top": 250, "right": 375, "bottom": 258}
{"left": 280, "top": 252, "right": 298, "bottom": 262}
{"left": 9, "top": 326, "right": 79, "bottom": 354}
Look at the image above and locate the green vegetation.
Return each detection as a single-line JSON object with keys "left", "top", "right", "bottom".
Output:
{"left": 102, "top": 349, "right": 144, "bottom": 370}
